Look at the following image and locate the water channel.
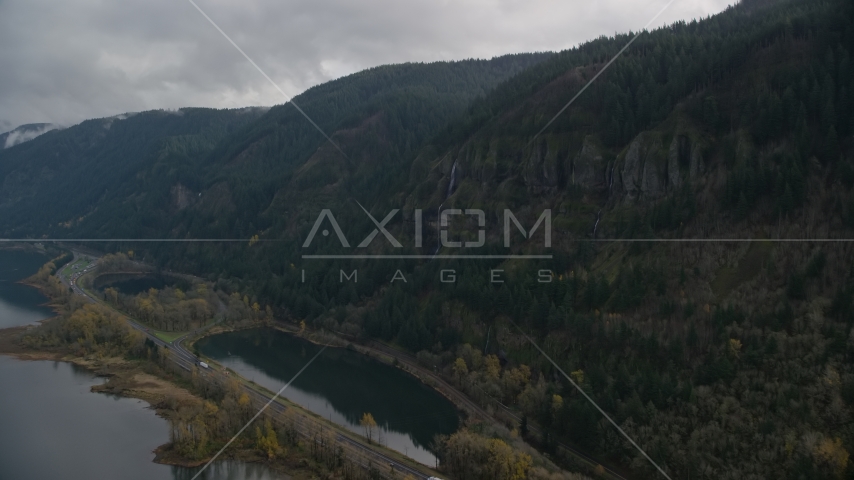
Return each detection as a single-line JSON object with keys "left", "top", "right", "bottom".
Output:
{"left": 0, "top": 249, "right": 281, "bottom": 480}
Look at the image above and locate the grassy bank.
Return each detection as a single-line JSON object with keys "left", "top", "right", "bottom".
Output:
{"left": 0, "top": 261, "right": 362, "bottom": 480}
{"left": 6, "top": 253, "right": 593, "bottom": 480}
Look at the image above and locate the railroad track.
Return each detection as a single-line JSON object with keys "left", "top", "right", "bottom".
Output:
{"left": 365, "top": 339, "right": 630, "bottom": 480}
{"left": 63, "top": 250, "right": 436, "bottom": 480}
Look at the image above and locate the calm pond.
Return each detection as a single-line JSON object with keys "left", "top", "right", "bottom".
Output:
{"left": 0, "top": 249, "right": 282, "bottom": 480}
{"left": 196, "top": 328, "right": 460, "bottom": 466}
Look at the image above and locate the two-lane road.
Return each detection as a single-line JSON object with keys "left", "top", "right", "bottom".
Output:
{"left": 61, "top": 250, "right": 436, "bottom": 480}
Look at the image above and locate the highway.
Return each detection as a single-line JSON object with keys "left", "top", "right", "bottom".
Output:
{"left": 57, "top": 250, "right": 437, "bottom": 480}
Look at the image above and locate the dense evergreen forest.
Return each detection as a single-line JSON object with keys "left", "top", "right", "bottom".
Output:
{"left": 0, "top": 53, "right": 550, "bottom": 239}
{"left": 2, "top": 0, "right": 854, "bottom": 477}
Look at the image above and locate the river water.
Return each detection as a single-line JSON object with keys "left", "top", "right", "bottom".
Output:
{"left": 196, "top": 328, "right": 460, "bottom": 466}
{"left": 0, "top": 249, "right": 282, "bottom": 480}
{"left": 0, "top": 249, "right": 53, "bottom": 329}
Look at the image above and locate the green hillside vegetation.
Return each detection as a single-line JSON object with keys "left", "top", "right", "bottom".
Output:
{"left": 0, "top": 54, "right": 549, "bottom": 238}
{"left": 0, "top": 108, "right": 269, "bottom": 235}
{"left": 2, "top": 0, "right": 854, "bottom": 477}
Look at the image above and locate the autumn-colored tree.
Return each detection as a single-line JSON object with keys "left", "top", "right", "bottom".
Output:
{"left": 501, "top": 365, "right": 531, "bottom": 404}
{"left": 484, "top": 354, "right": 501, "bottom": 380}
{"left": 105, "top": 287, "right": 119, "bottom": 305}
{"left": 492, "top": 438, "right": 532, "bottom": 480}
{"left": 814, "top": 437, "right": 849, "bottom": 478}
{"left": 360, "top": 412, "right": 377, "bottom": 443}
{"left": 551, "top": 394, "right": 564, "bottom": 415}
{"left": 440, "top": 429, "right": 533, "bottom": 480}
{"left": 728, "top": 338, "right": 742, "bottom": 358}
{"left": 255, "top": 419, "right": 281, "bottom": 459}
{"left": 457, "top": 343, "right": 484, "bottom": 371}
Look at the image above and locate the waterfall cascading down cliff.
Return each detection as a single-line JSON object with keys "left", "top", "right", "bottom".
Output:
{"left": 433, "top": 160, "right": 459, "bottom": 256}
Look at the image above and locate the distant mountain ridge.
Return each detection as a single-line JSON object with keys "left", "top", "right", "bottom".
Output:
{"left": 0, "top": 123, "right": 59, "bottom": 149}
{"left": 0, "top": 54, "right": 552, "bottom": 238}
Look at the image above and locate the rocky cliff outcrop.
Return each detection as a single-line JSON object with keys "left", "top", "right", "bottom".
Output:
{"left": 667, "top": 133, "right": 706, "bottom": 185}
{"left": 689, "top": 142, "right": 705, "bottom": 181}
{"left": 170, "top": 183, "right": 196, "bottom": 211}
{"left": 425, "top": 127, "right": 707, "bottom": 205}
{"left": 522, "top": 140, "right": 562, "bottom": 188}
{"left": 667, "top": 135, "right": 686, "bottom": 191}
{"left": 618, "top": 130, "right": 705, "bottom": 201}
{"left": 620, "top": 132, "right": 667, "bottom": 201}
{"left": 572, "top": 136, "right": 606, "bottom": 190}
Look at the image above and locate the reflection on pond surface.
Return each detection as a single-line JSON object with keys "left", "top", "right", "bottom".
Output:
{"left": 196, "top": 328, "right": 460, "bottom": 465}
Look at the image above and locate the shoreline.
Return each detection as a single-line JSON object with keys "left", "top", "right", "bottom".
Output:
{"left": 0, "top": 254, "right": 278, "bottom": 472}
{"left": 0, "top": 325, "right": 280, "bottom": 471}
{"left": 21, "top": 279, "right": 65, "bottom": 318}
{"left": 2, "top": 250, "right": 454, "bottom": 480}
{"left": 188, "top": 319, "right": 465, "bottom": 418}
{"left": 0, "top": 326, "right": 185, "bottom": 458}
{"left": 188, "top": 320, "right": 481, "bottom": 426}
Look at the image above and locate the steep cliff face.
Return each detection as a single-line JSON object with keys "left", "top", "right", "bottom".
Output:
{"left": 418, "top": 123, "right": 711, "bottom": 209}
{"left": 667, "top": 135, "right": 686, "bottom": 191}
{"left": 668, "top": 132, "right": 706, "bottom": 185}
{"left": 522, "top": 140, "right": 563, "bottom": 189}
{"left": 572, "top": 136, "right": 606, "bottom": 190}
{"left": 618, "top": 132, "right": 666, "bottom": 201}
{"left": 614, "top": 128, "right": 706, "bottom": 202}
{"left": 426, "top": 132, "right": 617, "bottom": 196}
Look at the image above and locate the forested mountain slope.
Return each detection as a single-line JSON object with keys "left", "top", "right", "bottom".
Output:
{"left": 0, "top": 54, "right": 550, "bottom": 241}
{"left": 3, "top": 0, "right": 854, "bottom": 477}
{"left": 388, "top": 0, "right": 854, "bottom": 478}
{"left": 185, "top": 0, "right": 854, "bottom": 478}
{"left": 0, "top": 108, "right": 268, "bottom": 235}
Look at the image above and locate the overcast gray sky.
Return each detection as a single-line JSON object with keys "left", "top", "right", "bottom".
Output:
{"left": 0, "top": 0, "right": 733, "bottom": 132}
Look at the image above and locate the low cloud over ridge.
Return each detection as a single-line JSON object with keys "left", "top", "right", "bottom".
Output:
{"left": 0, "top": 0, "right": 733, "bottom": 129}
